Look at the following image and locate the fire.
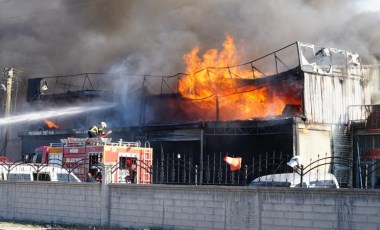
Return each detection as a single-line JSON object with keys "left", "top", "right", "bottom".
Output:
{"left": 177, "top": 35, "right": 301, "bottom": 121}
{"left": 44, "top": 119, "right": 59, "bottom": 129}
{"left": 179, "top": 35, "right": 252, "bottom": 100}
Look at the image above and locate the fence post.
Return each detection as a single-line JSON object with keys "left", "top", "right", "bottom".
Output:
{"left": 150, "top": 165, "right": 153, "bottom": 184}
{"left": 100, "top": 163, "right": 110, "bottom": 227}
{"left": 195, "top": 165, "right": 198, "bottom": 185}
{"left": 365, "top": 164, "right": 368, "bottom": 189}
{"left": 300, "top": 165, "right": 304, "bottom": 188}
{"left": 244, "top": 165, "right": 248, "bottom": 186}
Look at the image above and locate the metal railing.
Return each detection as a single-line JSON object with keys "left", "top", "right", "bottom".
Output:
{"left": 3, "top": 152, "right": 380, "bottom": 188}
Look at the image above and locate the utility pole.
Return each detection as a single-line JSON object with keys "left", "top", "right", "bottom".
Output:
{"left": 0, "top": 68, "right": 14, "bottom": 156}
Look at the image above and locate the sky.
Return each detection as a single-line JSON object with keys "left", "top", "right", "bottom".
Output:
{"left": 354, "top": 0, "right": 380, "bottom": 12}
{"left": 0, "top": 0, "right": 379, "bottom": 79}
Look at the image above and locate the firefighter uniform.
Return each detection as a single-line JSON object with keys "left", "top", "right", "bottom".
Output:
{"left": 88, "top": 122, "right": 107, "bottom": 138}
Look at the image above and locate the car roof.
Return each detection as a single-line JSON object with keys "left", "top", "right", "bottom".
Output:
{"left": 251, "top": 172, "right": 339, "bottom": 187}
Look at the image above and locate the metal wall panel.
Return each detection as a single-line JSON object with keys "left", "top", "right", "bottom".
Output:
{"left": 304, "top": 72, "right": 367, "bottom": 124}
{"left": 362, "top": 65, "right": 380, "bottom": 104}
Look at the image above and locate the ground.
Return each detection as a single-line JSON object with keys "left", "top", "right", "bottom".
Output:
{"left": 0, "top": 221, "right": 135, "bottom": 230}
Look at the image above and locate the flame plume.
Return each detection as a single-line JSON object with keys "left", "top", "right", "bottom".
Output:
{"left": 177, "top": 35, "right": 301, "bottom": 121}
{"left": 44, "top": 119, "right": 59, "bottom": 129}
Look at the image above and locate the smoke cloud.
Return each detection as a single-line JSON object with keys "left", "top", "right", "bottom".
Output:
{"left": 0, "top": 0, "right": 379, "bottom": 123}
{"left": 0, "top": 0, "right": 379, "bottom": 76}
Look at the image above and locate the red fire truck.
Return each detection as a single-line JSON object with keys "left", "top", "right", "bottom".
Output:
{"left": 34, "top": 137, "right": 153, "bottom": 183}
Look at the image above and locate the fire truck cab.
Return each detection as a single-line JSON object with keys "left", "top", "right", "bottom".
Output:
{"left": 33, "top": 137, "right": 153, "bottom": 183}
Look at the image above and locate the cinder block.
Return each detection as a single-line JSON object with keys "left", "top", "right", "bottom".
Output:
{"left": 205, "top": 201, "right": 224, "bottom": 208}
{"left": 212, "top": 221, "right": 225, "bottom": 230}
{"left": 283, "top": 211, "right": 303, "bottom": 219}
{"left": 163, "top": 211, "right": 174, "bottom": 219}
{"left": 174, "top": 199, "right": 189, "bottom": 206}
{"left": 164, "top": 205, "right": 182, "bottom": 213}
{"left": 290, "top": 204, "right": 313, "bottom": 212}
{"left": 261, "top": 211, "right": 284, "bottom": 218}
{"left": 171, "top": 193, "right": 183, "bottom": 200}
{"left": 196, "top": 220, "right": 213, "bottom": 229}
{"left": 291, "top": 219, "right": 314, "bottom": 227}
{"left": 181, "top": 219, "right": 197, "bottom": 227}
{"left": 188, "top": 200, "right": 205, "bottom": 207}
{"left": 182, "top": 206, "right": 197, "bottom": 214}
{"left": 261, "top": 217, "right": 274, "bottom": 225}
{"left": 128, "top": 209, "right": 145, "bottom": 217}
{"left": 182, "top": 194, "right": 198, "bottom": 200}
{"left": 163, "top": 199, "right": 174, "bottom": 206}
{"left": 270, "top": 218, "right": 293, "bottom": 226}
{"left": 174, "top": 212, "right": 189, "bottom": 220}
{"left": 164, "top": 217, "right": 182, "bottom": 226}
{"left": 145, "top": 198, "right": 163, "bottom": 205}
{"left": 303, "top": 212, "right": 337, "bottom": 221}
{"left": 354, "top": 206, "right": 377, "bottom": 215}
{"left": 151, "top": 205, "right": 164, "bottom": 212}
{"left": 125, "top": 203, "right": 139, "bottom": 210}
{"left": 213, "top": 208, "right": 225, "bottom": 216}
{"left": 204, "top": 214, "right": 223, "bottom": 222}
{"left": 366, "top": 215, "right": 380, "bottom": 223}
{"left": 145, "top": 210, "right": 163, "bottom": 218}
{"left": 350, "top": 214, "right": 367, "bottom": 222}
{"left": 188, "top": 213, "right": 206, "bottom": 221}
{"left": 355, "top": 223, "right": 377, "bottom": 229}
{"left": 197, "top": 207, "right": 214, "bottom": 215}
{"left": 312, "top": 205, "right": 336, "bottom": 213}
{"left": 197, "top": 194, "right": 214, "bottom": 201}
{"left": 312, "top": 220, "right": 336, "bottom": 228}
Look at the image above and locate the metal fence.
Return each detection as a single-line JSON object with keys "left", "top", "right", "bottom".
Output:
{"left": 152, "top": 152, "right": 293, "bottom": 186}
{"left": 2, "top": 153, "right": 380, "bottom": 188}
{"left": 151, "top": 152, "right": 380, "bottom": 188}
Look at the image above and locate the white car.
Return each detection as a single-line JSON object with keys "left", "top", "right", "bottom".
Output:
{"left": 249, "top": 172, "right": 339, "bottom": 188}
{"left": 0, "top": 164, "right": 81, "bottom": 182}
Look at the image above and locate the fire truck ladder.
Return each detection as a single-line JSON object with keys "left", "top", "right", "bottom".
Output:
{"left": 141, "top": 141, "right": 152, "bottom": 184}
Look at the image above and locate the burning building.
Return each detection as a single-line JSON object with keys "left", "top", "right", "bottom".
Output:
{"left": 18, "top": 40, "right": 374, "bottom": 186}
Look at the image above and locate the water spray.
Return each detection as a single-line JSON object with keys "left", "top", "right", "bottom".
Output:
{"left": 0, "top": 103, "right": 116, "bottom": 127}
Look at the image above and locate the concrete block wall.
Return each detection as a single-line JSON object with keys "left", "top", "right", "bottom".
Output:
{"left": 108, "top": 185, "right": 380, "bottom": 230}
{"left": 109, "top": 185, "right": 250, "bottom": 229}
{"left": 0, "top": 181, "right": 102, "bottom": 226}
{"left": 1, "top": 181, "right": 380, "bottom": 229}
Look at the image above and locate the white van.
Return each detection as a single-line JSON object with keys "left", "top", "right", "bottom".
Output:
{"left": 249, "top": 172, "right": 339, "bottom": 188}
{"left": 0, "top": 164, "right": 81, "bottom": 182}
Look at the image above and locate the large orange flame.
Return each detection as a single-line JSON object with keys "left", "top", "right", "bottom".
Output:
{"left": 177, "top": 35, "right": 301, "bottom": 121}
{"left": 179, "top": 35, "right": 251, "bottom": 100}
{"left": 44, "top": 119, "right": 59, "bottom": 129}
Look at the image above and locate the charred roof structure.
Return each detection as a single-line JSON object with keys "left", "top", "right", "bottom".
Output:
{"left": 20, "top": 41, "right": 376, "bottom": 186}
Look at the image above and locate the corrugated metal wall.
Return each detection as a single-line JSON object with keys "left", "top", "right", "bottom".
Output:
{"left": 362, "top": 65, "right": 380, "bottom": 104}
{"left": 298, "top": 127, "right": 331, "bottom": 173}
{"left": 304, "top": 71, "right": 367, "bottom": 124}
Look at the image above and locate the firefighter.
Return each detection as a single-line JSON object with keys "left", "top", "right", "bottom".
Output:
{"left": 88, "top": 122, "right": 107, "bottom": 138}
{"left": 85, "top": 172, "right": 95, "bottom": 182}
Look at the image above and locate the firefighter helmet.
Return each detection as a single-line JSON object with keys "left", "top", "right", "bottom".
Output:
{"left": 100, "top": 122, "right": 107, "bottom": 128}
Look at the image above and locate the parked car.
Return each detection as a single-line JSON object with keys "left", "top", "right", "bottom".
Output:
{"left": 0, "top": 164, "right": 81, "bottom": 182}
{"left": 249, "top": 172, "right": 339, "bottom": 188}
